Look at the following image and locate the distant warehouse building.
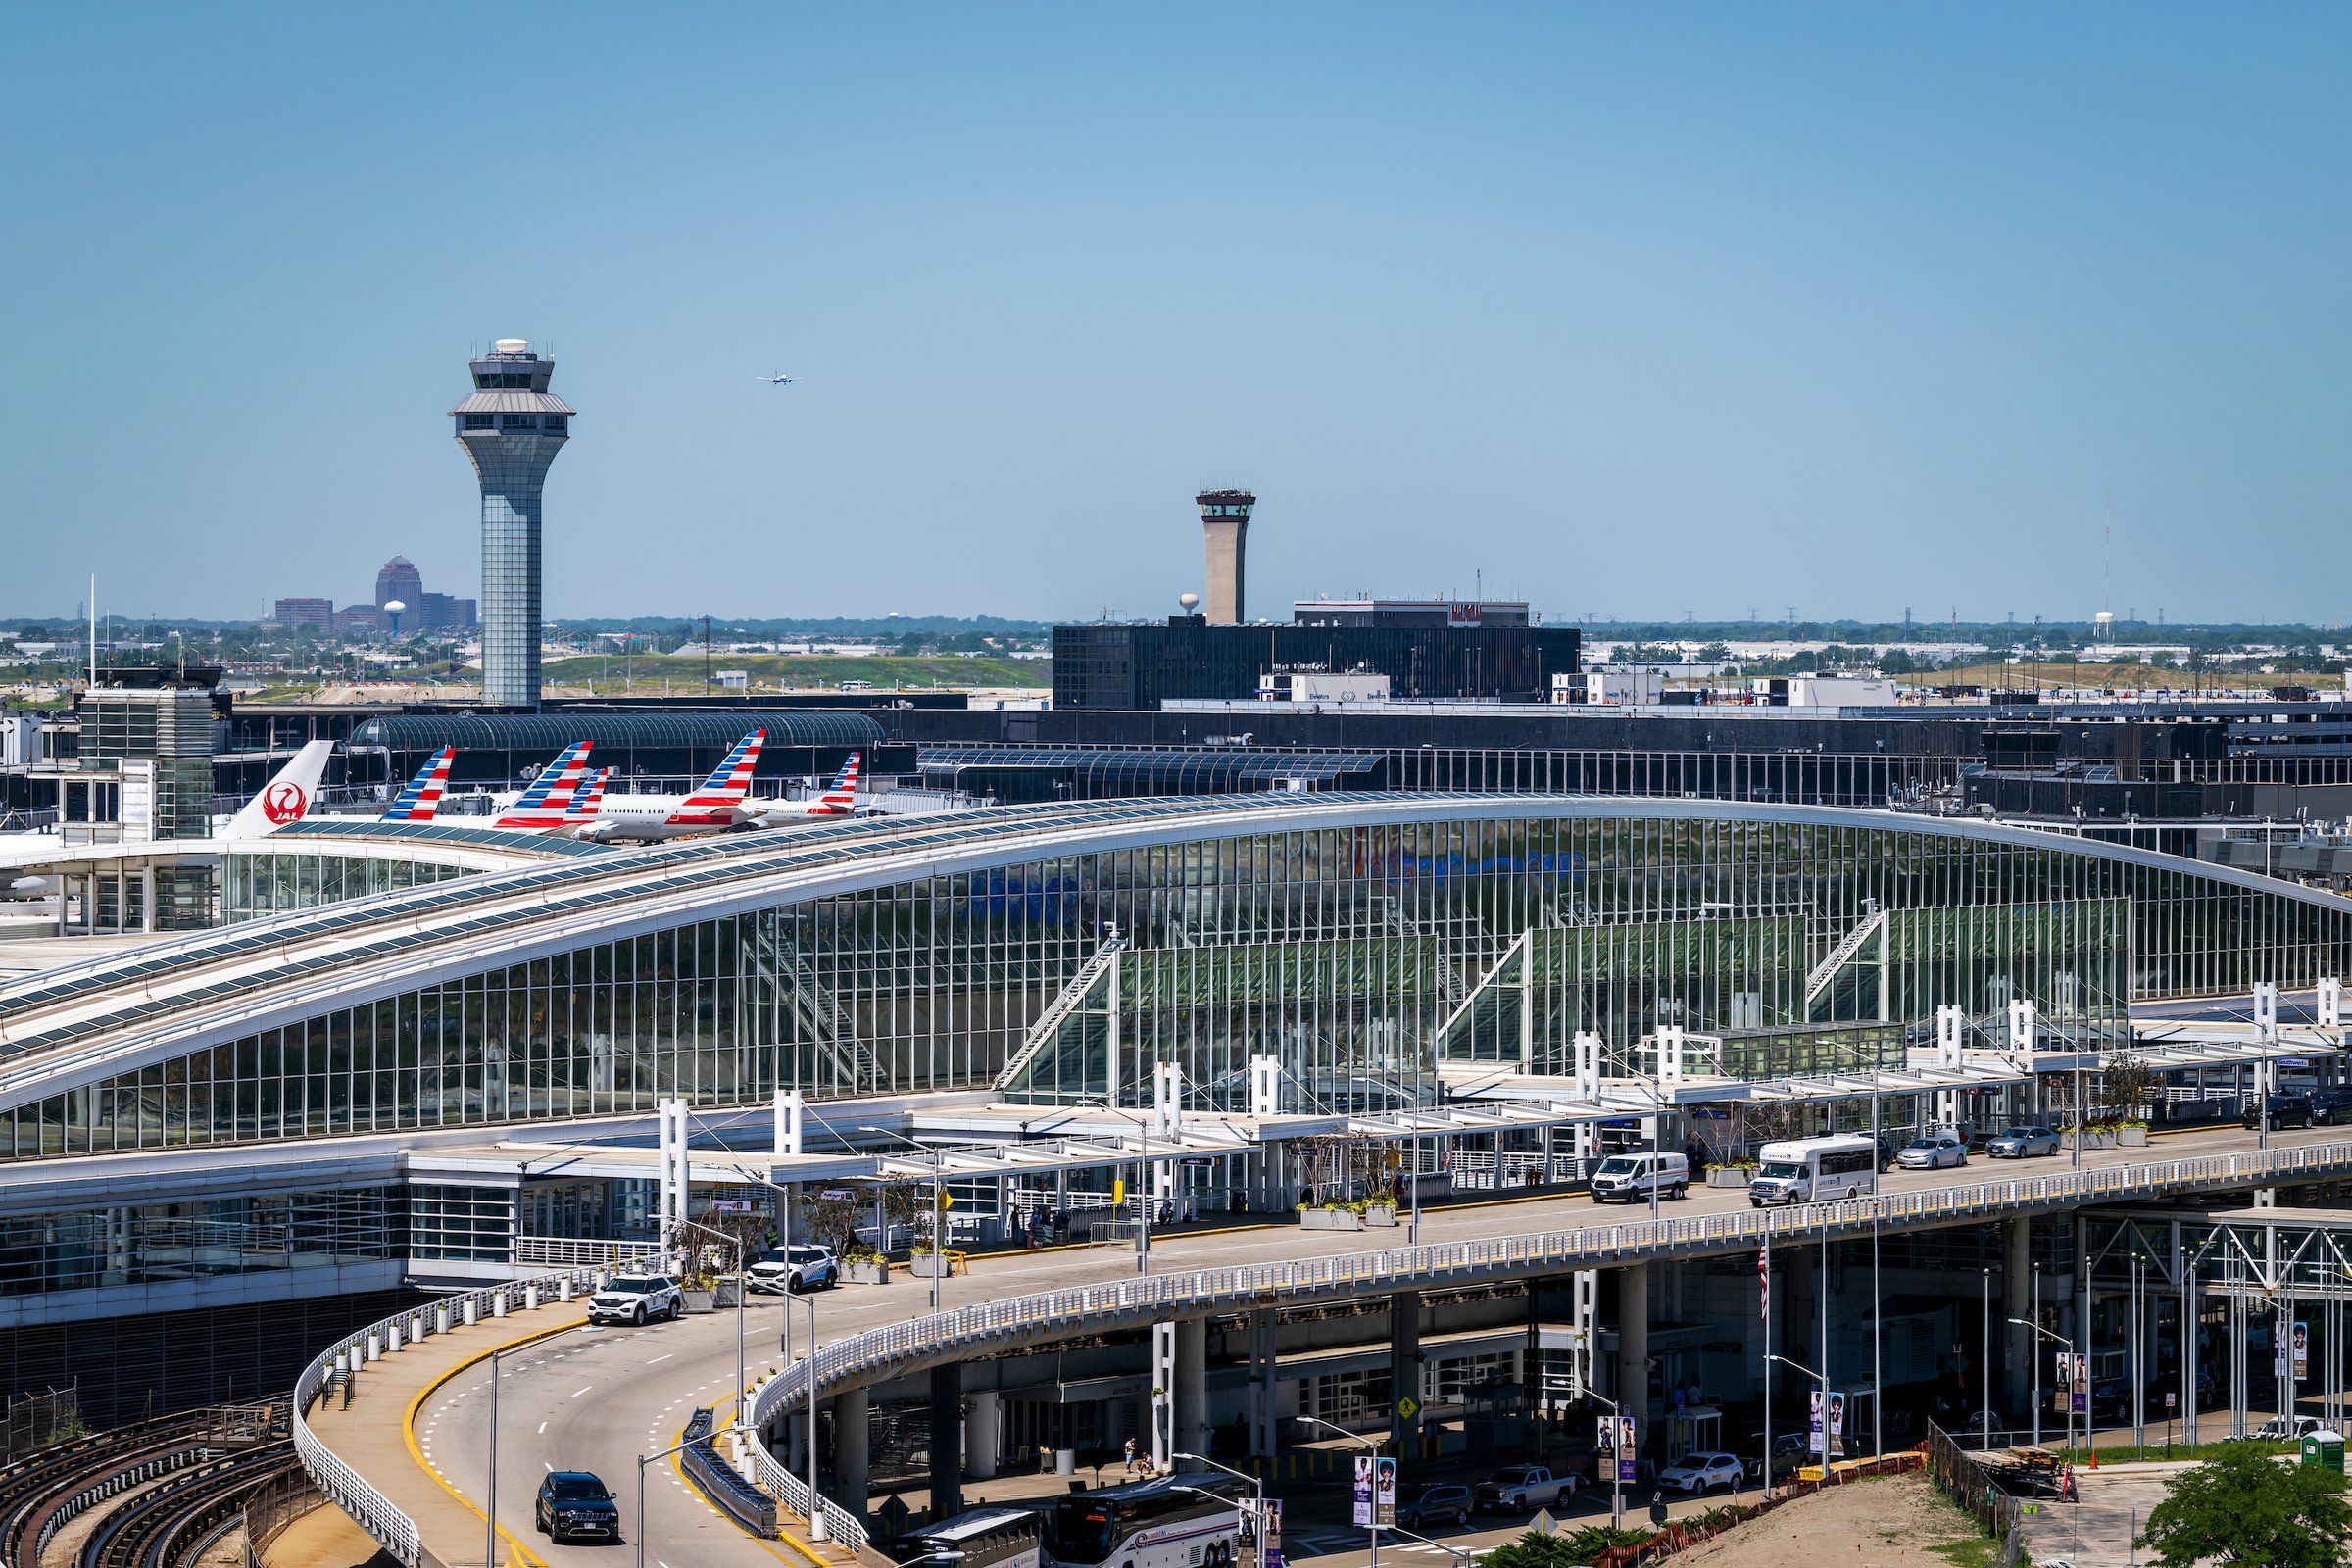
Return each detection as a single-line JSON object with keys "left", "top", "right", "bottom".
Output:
{"left": 1053, "top": 598, "right": 1580, "bottom": 710}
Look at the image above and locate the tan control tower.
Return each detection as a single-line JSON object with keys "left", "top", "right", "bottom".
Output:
{"left": 1195, "top": 488, "right": 1256, "bottom": 624}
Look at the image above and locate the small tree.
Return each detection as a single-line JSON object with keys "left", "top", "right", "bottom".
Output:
{"left": 879, "top": 1181, "right": 926, "bottom": 1252}
{"left": 2138, "top": 1443, "right": 2352, "bottom": 1568}
{"left": 2103, "top": 1051, "right": 2159, "bottom": 1124}
{"left": 798, "top": 1191, "right": 863, "bottom": 1255}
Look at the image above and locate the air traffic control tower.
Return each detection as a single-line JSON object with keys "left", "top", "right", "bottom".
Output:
{"left": 1196, "top": 487, "right": 1256, "bottom": 624}
{"left": 452, "top": 339, "right": 573, "bottom": 709}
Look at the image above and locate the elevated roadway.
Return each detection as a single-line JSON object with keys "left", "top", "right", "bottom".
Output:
{"left": 313, "top": 1122, "right": 2352, "bottom": 1568}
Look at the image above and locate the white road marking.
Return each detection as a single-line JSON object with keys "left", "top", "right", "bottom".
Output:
{"left": 538, "top": 1421, "right": 549, "bottom": 1434}
{"left": 572, "top": 1386, "right": 593, "bottom": 1397}
{"left": 648, "top": 1353, "right": 674, "bottom": 1363}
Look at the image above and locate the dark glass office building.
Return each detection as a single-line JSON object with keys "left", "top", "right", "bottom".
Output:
{"left": 1053, "top": 610, "right": 1581, "bottom": 710}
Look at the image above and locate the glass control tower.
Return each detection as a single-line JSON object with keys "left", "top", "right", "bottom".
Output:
{"left": 452, "top": 338, "right": 573, "bottom": 709}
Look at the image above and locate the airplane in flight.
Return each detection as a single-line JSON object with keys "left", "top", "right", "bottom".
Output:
{"left": 755, "top": 372, "right": 796, "bottom": 385}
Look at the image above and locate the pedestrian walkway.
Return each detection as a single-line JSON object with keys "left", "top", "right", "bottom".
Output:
{"left": 306, "top": 1298, "right": 588, "bottom": 1568}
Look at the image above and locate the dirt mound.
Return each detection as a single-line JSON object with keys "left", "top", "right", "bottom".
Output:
{"left": 1667, "top": 1473, "right": 1987, "bottom": 1568}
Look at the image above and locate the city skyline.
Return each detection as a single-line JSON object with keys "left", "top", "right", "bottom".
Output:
{"left": 4, "top": 4, "right": 2347, "bottom": 623}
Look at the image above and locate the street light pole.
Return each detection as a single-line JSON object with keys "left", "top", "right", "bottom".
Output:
{"left": 672, "top": 1217, "right": 749, "bottom": 1427}
{"left": 1982, "top": 1267, "right": 1993, "bottom": 1446}
{"left": 2011, "top": 1318, "right": 2081, "bottom": 1469}
{"left": 1766, "top": 1353, "right": 1828, "bottom": 1478}
{"left": 637, "top": 1423, "right": 744, "bottom": 1568}
{"left": 1576, "top": 1388, "right": 1629, "bottom": 1531}
{"left": 1301, "top": 1415, "right": 1385, "bottom": 1568}
{"left": 790, "top": 1289, "right": 825, "bottom": 1541}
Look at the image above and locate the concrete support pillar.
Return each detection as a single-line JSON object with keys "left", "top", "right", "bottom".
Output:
{"left": 835, "top": 1388, "right": 870, "bottom": 1517}
{"left": 1247, "top": 1310, "right": 1278, "bottom": 1458}
{"left": 2003, "top": 1218, "right": 2033, "bottom": 1416}
{"left": 1617, "top": 1262, "right": 1651, "bottom": 1430}
{"left": 1174, "top": 1317, "right": 1209, "bottom": 1468}
{"left": 965, "top": 1388, "right": 1002, "bottom": 1481}
{"left": 929, "top": 1363, "right": 963, "bottom": 1519}
{"left": 1391, "top": 1291, "right": 1424, "bottom": 1454}
{"left": 1151, "top": 1321, "right": 1177, "bottom": 1467}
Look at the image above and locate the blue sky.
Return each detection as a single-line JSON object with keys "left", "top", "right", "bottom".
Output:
{"left": 4, "top": 4, "right": 2345, "bottom": 623}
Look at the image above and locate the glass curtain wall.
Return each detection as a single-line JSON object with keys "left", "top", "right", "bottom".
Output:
{"left": 7, "top": 815, "right": 2347, "bottom": 1161}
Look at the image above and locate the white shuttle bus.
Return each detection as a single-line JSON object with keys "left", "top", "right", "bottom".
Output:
{"left": 885, "top": 1507, "right": 1043, "bottom": 1568}
{"left": 1745, "top": 1134, "right": 1880, "bottom": 1207}
{"left": 1045, "top": 1474, "right": 1246, "bottom": 1568}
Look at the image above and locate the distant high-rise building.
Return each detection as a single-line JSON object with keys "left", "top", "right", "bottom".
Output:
{"left": 272, "top": 598, "right": 333, "bottom": 629}
{"left": 1196, "top": 488, "right": 1256, "bottom": 625}
{"left": 375, "top": 556, "right": 424, "bottom": 617}
{"left": 452, "top": 339, "right": 573, "bottom": 709}
{"left": 335, "top": 604, "right": 380, "bottom": 635}
{"left": 419, "top": 592, "right": 478, "bottom": 632}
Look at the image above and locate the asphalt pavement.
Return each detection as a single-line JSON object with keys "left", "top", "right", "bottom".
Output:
{"left": 403, "top": 1119, "right": 2344, "bottom": 1568}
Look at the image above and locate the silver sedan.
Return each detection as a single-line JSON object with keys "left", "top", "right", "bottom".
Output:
{"left": 1986, "top": 1126, "right": 2062, "bottom": 1158}
{"left": 1896, "top": 1134, "right": 1969, "bottom": 1170}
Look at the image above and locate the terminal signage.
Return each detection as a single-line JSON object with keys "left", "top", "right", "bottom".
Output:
{"left": 1351, "top": 1455, "right": 1374, "bottom": 1527}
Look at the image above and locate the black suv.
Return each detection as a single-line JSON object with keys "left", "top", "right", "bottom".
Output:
{"left": 2311, "top": 1087, "right": 2352, "bottom": 1126}
{"left": 2242, "top": 1094, "right": 2316, "bottom": 1131}
{"left": 536, "top": 1470, "right": 620, "bottom": 1543}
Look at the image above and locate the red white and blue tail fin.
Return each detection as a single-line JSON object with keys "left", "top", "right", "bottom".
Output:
{"left": 496, "top": 741, "right": 593, "bottom": 828}
{"left": 382, "top": 746, "right": 457, "bottom": 823}
{"left": 566, "top": 766, "right": 612, "bottom": 821}
{"left": 681, "top": 730, "right": 764, "bottom": 808}
{"left": 804, "top": 752, "right": 860, "bottom": 815}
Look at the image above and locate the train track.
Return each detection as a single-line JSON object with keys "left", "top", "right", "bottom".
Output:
{"left": 0, "top": 1413, "right": 214, "bottom": 1568}
{"left": 80, "top": 1440, "right": 295, "bottom": 1568}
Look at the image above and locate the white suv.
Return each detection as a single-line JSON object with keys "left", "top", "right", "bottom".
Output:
{"left": 747, "top": 1245, "right": 839, "bottom": 1295}
{"left": 586, "top": 1272, "right": 684, "bottom": 1327}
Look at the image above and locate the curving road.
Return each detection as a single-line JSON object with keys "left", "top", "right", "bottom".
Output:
{"left": 410, "top": 1120, "right": 2350, "bottom": 1568}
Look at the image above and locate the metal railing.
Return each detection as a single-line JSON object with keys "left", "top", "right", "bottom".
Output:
{"left": 291, "top": 1260, "right": 640, "bottom": 1568}
{"left": 513, "top": 1236, "right": 662, "bottom": 1270}
{"left": 1922, "top": 1420, "right": 2028, "bottom": 1567}
{"left": 746, "top": 1138, "right": 2352, "bottom": 1548}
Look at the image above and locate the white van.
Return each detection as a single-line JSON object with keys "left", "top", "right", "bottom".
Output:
{"left": 1746, "top": 1135, "right": 1879, "bottom": 1207}
{"left": 1589, "top": 1151, "right": 1690, "bottom": 1203}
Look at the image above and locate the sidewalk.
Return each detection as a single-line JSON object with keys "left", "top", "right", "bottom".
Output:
{"left": 305, "top": 1299, "right": 588, "bottom": 1568}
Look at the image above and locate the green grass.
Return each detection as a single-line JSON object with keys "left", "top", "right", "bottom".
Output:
{"left": 1902, "top": 1484, "right": 2009, "bottom": 1568}
{"left": 2050, "top": 1439, "right": 2293, "bottom": 1465}
{"left": 540, "top": 652, "right": 1047, "bottom": 689}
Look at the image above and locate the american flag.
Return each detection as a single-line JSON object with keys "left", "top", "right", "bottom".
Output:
{"left": 1758, "top": 1240, "right": 1770, "bottom": 1322}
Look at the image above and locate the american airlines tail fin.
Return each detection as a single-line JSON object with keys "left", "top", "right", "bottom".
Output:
{"left": 805, "top": 752, "right": 860, "bottom": 815}
{"left": 225, "top": 741, "right": 335, "bottom": 838}
{"left": 567, "top": 767, "right": 612, "bottom": 820}
{"left": 682, "top": 730, "right": 765, "bottom": 807}
{"left": 382, "top": 746, "right": 457, "bottom": 822}
{"left": 496, "top": 741, "right": 593, "bottom": 828}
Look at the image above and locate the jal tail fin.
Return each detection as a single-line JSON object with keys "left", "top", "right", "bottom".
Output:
{"left": 382, "top": 746, "right": 457, "bottom": 822}
{"left": 496, "top": 741, "right": 593, "bottom": 826}
{"left": 226, "top": 740, "right": 335, "bottom": 838}
{"left": 683, "top": 730, "right": 765, "bottom": 806}
{"left": 807, "top": 751, "right": 860, "bottom": 814}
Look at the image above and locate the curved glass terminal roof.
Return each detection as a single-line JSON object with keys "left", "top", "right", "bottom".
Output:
{"left": 348, "top": 710, "right": 882, "bottom": 754}
{"left": 262, "top": 819, "right": 615, "bottom": 857}
{"left": 4, "top": 793, "right": 2350, "bottom": 1093}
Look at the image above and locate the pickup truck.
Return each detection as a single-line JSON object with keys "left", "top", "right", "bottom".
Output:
{"left": 1472, "top": 1464, "right": 1572, "bottom": 1515}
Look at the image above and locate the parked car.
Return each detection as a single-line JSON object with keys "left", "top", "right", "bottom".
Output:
{"left": 586, "top": 1271, "right": 684, "bottom": 1327}
{"left": 2245, "top": 1413, "right": 2325, "bottom": 1442}
{"left": 2242, "top": 1095, "right": 2316, "bottom": 1131}
{"left": 2310, "top": 1087, "right": 2352, "bottom": 1125}
{"left": 535, "top": 1470, "right": 620, "bottom": 1542}
{"left": 1874, "top": 1136, "right": 1898, "bottom": 1173}
{"left": 1395, "top": 1484, "right": 1474, "bottom": 1529}
{"left": 1986, "top": 1125, "right": 2062, "bottom": 1159}
{"left": 1896, "top": 1134, "right": 1969, "bottom": 1170}
{"left": 1655, "top": 1451, "right": 1743, "bottom": 1495}
{"left": 747, "top": 1244, "right": 839, "bottom": 1294}
{"left": 1473, "top": 1464, "right": 1571, "bottom": 1514}
{"left": 1589, "top": 1152, "right": 1690, "bottom": 1203}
